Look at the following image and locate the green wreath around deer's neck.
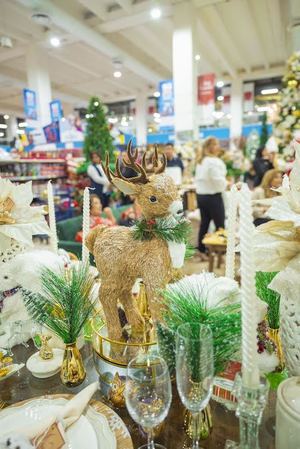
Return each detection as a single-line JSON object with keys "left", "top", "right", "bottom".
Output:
{"left": 132, "top": 216, "right": 191, "bottom": 244}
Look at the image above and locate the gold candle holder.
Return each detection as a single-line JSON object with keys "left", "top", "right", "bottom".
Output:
{"left": 60, "top": 342, "right": 86, "bottom": 387}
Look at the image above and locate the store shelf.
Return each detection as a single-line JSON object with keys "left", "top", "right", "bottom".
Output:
{"left": 7, "top": 175, "right": 67, "bottom": 182}
{"left": 0, "top": 159, "right": 65, "bottom": 165}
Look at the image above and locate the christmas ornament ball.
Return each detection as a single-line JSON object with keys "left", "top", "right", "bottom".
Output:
{"left": 292, "top": 110, "right": 300, "bottom": 118}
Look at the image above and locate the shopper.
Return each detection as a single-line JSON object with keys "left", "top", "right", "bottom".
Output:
{"left": 87, "top": 151, "right": 110, "bottom": 207}
{"left": 252, "top": 169, "right": 282, "bottom": 226}
{"left": 195, "top": 137, "right": 227, "bottom": 259}
{"left": 164, "top": 142, "right": 184, "bottom": 186}
{"left": 75, "top": 194, "right": 116, "bottom": 242}
{"left": 253, "top": 147, "right": 274, "bottom": 187}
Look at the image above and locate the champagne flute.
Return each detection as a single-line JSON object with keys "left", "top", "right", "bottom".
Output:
{"left": 176, "top": 323, "right": 214, "bottom": 449}
{"left": 125, "top": 352, "right": 172, "bottom": 449}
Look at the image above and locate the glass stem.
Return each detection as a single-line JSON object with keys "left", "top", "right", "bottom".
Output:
{"left": 239, "top": 415, "right": 260, "bottom": 449}
{"left": 146, "top": 428, "right": 155, "bottom": 449}
{"left": 191, "top": 412, "right": 201, "bottom": 449}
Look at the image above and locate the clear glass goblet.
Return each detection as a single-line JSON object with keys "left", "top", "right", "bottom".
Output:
{"left": 176, "top": 323, "right": 214, "bottom": 449}
{"left": 125, "top": 352, "right": 172, "bottom": 449}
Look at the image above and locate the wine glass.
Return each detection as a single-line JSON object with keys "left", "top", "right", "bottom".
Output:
{"left": 125, "top": 352, "right": 172, "bottom": 449}
{"left": 176, "top": 323, "right": 214, "bottom": 449}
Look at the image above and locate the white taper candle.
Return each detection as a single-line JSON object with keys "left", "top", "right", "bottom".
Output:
{"left": 239, "top": 183, "right": 260, "bottom": 388}
{"left": 82, "top": 187, "right": 90, "bottom": 266}
{"left": 225, "top": 184, "right": 239, "bottom": 279}
{"left": 47, "top": 180, "right": 58, "bottom": 253}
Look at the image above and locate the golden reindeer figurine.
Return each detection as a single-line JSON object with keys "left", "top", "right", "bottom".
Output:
{"left": 86, "top": 141, "right": 185, "bottom": 342}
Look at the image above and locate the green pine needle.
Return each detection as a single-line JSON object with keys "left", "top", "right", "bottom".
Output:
{"left": 23, "top": 264, "right": 96, "bottom": 344}
{"left": 255, "top": 271, "right": 280, "bottom": 329}
{"left": 157, "top": 284, "right": 241, "bottom": 375}
{"left": 133, "top": 217, "right": 191, "bottom": 244}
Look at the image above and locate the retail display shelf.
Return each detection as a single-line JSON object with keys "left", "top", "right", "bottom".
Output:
{"left": 0, "top": 159, "right": 65, "bottom": 164}
{"left": 7, "top": 175, "right": 67, "bottom": 182}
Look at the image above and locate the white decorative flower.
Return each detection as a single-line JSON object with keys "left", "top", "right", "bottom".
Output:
{"left": 0, "top": 179, "right": 50, "bottom": 249}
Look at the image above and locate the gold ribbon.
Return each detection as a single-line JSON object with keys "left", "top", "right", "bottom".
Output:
{"left": 0, "top": 197, "right": 15, "bottom": 225}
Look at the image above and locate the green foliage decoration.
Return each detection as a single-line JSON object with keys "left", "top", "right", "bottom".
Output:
{"left": 83, "top": 96, "right": 115, "bottom": 162}
{"left": 157, "top": 283, "right": 241, "bottom": 376}
{"left": 255, "top": 271, "right": 280, "bottom": 329}
{"left": 23, "top": 264, "right": 96, "bottom": 344}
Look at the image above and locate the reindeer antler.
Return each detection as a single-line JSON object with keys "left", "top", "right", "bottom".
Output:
{"left": 141, "top": 144, "right": 166, "bottom": 175}
{"left": 102, "top": 139, "right": 149, "bottom": 185}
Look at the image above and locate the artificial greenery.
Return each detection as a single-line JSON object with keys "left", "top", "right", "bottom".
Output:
{"left": 133, "top": 216, "right": 191, "bottom": 244}
{"left": 83, "top": 96, "right": 115, "bottom": 161}
{"left": 157, "top": 283, "right": 241, "bottom": 376}
{"left": 24, "top": 264, "right": 96, "bottom": 344}
{"left": 255, "top": 271, "right": 280, "bottom": 329}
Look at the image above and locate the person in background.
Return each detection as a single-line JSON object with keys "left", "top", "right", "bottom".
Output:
{"left": 87, "top": 151, "right": 110, "bottom": 207}
{"left": 252, "top": 169, "right": 283, "bottom": 226}
{"left": 75, "top": 194, "right": 116, "bottom": 242}
{"left": 253, "top": 146, "right": 274, "bottom": 187}
{"left": 195, "top": 137, "right": 227, "bottom": 260}
{"left": 164, "top": 142, "right": 184, "bottom": 186}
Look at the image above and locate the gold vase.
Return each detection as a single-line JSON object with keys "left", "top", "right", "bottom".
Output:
{"left": 60, "top": 342, "right": 86, "bottom": 387}
{"left": 268, "top": 328, "right": 284, "bottom": 369}
{"left": 183, "top": 404, "right": 212, "bottom": 440}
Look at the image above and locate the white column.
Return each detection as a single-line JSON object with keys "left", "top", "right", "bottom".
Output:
{"left": 26, "top": 44, "right": 52, "bottom": 126}
{"left": 135, "top": 92, "right": 147, "bottom": 146}
{"left": 230, "top": 78, "right": 243, "bottom": 144}
{"left": 289, "top": 0, "right": 300, "bottom": 52}
{"left": 6, "top": 115, "right": 18, "bottom": 142}
{"left": 173, "top": 1, "right": 198, "bottom": 141}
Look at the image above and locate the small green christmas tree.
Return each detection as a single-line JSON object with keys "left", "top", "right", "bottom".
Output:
{"left": 83, "top": 96, "right": 115, "bottom": 161}
{"left": 260, "top": 113, "right": 269, "bottom": 148}
{"left": 275, "top": 51, "right": 300, "bottom": 153}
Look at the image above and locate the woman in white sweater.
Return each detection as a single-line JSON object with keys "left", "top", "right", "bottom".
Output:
{"left": 195, "top": 137, "right": 227, "bottom": 259}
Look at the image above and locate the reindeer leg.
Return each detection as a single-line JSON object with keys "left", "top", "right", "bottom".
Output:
{"left": 99, "top": 284, "right": 123, "bottom": 342}
{"left": 144, "top": 282, "right": 166, "bottom": 324}
{"left": 119, "top": 287, "right": 144, "bottom": 341}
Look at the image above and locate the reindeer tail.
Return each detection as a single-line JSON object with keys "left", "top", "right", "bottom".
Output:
{"left": 85, "top": 225, "right": 106, "bottom": 255}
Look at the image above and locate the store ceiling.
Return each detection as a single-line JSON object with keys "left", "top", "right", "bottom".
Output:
{"left": 0, "top": 0, "right": 294, "bottom": 116}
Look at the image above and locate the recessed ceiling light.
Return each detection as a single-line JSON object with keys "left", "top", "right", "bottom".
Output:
{"left": 153, "top": 91, "right": 160, "bottom": 98}
{"left": 18, "top": 122, "right": 28, "bottom": 128}
{"left": 113, "top": 70, "right": 122, "bottom": 78}
{"left": 4, "top": 114, "right": 10, "bottom": 120}
{"left": 150, "top": 7, "right": 162, "bottom": 19}
{"left": 0, "top": 124, "right": 7, "bottom": 129}
{"left": 216, "top": 80, "right": 224, "bottom": 88}
{"left": 217, "top": 95, "right": 224, "bottom": 101}
{"left": 50, "top": 36, "right": 61, "bottom": 47}
{"left": 261, "top": 88, "right": 278, "bottom": 95}
{"left": 195, "top": 54, "right": 201, "bottom": 61}
{"left": 0, "top": 132, "right": 4, "bottom": 137}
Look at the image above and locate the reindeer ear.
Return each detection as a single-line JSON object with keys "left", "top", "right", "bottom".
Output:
{"left": 112, "top": 178, "right": 138, "bottom": 195}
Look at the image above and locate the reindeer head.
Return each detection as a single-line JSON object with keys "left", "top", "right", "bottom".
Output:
{"left": 103, "top": 141, "right": 183, "bottom": 220}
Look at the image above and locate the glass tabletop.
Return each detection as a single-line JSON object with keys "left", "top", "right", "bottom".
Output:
{"left": 0, "top": 341, "right": 276, "bottom": 449}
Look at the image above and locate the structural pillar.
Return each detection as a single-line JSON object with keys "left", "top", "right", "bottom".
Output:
{"left": 229, "top": 78, "right": 243, "bottom": 144}
{"left": 172, "top": 1, "right": 198, "bottom": 141}
{"left": 26, "top": 44, "right": 52, "bottom": 126}
{"left": 289, "top": 0, "right": 300, "bottom": 52}
{"left": 135, "top": 92, "right": 147, "bottom": 146}
{"left": 6, "top": 115, "right": 18, "bottom": 143}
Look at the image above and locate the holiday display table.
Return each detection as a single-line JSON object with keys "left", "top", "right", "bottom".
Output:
{"left": 0, "top": 342, "right": 276, "bottom": 449}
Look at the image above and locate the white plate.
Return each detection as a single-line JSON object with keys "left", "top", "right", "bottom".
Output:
{"left": 26, "top": 349, "right": 64, "bottom": 378}
{"left": 0, "top": 363, "right": 24, "bottom": 382}
{"left": 0, "top": 398, "right": 117, "bottom": 449}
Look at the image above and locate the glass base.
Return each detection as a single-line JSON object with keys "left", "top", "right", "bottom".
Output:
{"left": 138, "top": 445, "right": 166, "bottom": 449}
{"left": 225, "top": 440, "right": 239, "bottom": 449}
